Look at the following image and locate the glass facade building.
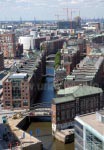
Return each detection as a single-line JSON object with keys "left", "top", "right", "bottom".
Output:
{"left": 75, "top": 112, "right": 104, "bottom": 150}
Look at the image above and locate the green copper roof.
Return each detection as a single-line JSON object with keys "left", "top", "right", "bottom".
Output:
{"left": 52, "top": 94, "right": 75, "bottom": 104}
{"left": 53, "top": 85, "right": 103, "bottom": 104}
{"left": 57, "top": 85, "right": 102, "bottom": 97}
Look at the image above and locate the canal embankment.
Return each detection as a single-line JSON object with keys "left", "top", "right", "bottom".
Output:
{"left": 7, "top": 116, "right": 43, "bottom": 150}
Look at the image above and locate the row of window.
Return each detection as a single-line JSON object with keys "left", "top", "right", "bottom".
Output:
{"left": 56, "top": 108, "right": 75, "bottom": 121}
{"left": 5, "top": 100, "right": 29, "bottom": 107}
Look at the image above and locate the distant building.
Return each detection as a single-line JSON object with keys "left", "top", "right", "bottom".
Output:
{"left": 54, "top": 68, "right": 66, "bottom": 90}
{"left": 0, "top": 52, "right": 4, "bottom": 71}
{"left": 16, "top": 43, "right": 23, "bottom": 57}
{"left": 34, "top": 37, "right": 46, "bottom": 50}
{"left": 41, "top": 39, "right": 66, "bottom": 55}
{"left": 75, "top": 110, "right": 104, "bottom": 150}
{"left": 18, "top": 35, "right": 35, "bottom": 51}
{"left": 92, "top": 34, "right": 104, "bottom": 43}
{"left": 51, "top": 85, "right": 103, "bottom": 132}
{"left": 61, "top": 45, "right": 80, "bottom": 75}
{"left": 0, "top": 33, "right": 16, "bottom": 58}
{"left": 57, "top": 21, "right": 77, "bottom": 29}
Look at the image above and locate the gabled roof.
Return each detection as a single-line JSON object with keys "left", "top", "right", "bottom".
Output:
{"left": 57, "top": 85, "right": 102, "bottom": 97}
{"left": 52, "top": 94, "right": 75, "bottom": 104}
{"left": 53, "top": 85, "right": 103, "bottom": 104}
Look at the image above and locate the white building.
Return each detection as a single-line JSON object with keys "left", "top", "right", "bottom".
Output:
{"left": 75, "top": 111, "right": 104, "bottom": 150}
{"left": 18, "top": 35, "right": 35, "bottom": 50}
{"left": 30, "top": 30, "right": 37, "bottom": 38}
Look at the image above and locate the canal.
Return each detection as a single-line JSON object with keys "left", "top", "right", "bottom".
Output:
{"left": 27, "top": 66, "right": 74, "bottom": 150}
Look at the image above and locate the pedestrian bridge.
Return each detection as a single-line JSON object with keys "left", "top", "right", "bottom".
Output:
{"left": 24, "top": 102, "right": 52, "bottom": 116}
{"left": 46, "top": 54, "right": 55, "bottom": 60}
{"left": 42, "top": 74, "right": 54, "bottom": 77}
{"left": 31, "top": 102, "right": 51, "bottom": 110}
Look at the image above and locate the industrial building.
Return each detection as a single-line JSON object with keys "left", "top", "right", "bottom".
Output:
{"left": 64, "top": 56, "right": 104, "bottom": 88}
{"left": 3, "top": 50, "right": 46, "bottom": 109}
{"left": 51, "top": 85, "right": 103, "bottom": 132}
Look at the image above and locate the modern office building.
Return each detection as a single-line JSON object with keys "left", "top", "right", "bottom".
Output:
{"left": 57, "top": 21, "right": 77, "bottom": 29}
{"left": 51, "top": 85, "right": 103, "bottom": 132}
{"left": 75, "top": 110, "right": 104, "bottom": 150}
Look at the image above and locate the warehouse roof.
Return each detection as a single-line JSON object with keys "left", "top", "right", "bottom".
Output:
{"left": 53, "top": 85, "right": 102, "bottom": 104}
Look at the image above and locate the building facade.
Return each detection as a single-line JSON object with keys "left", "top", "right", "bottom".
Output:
{"left": 41, "top": 38, "right": 66, "bottom": 55}
{"left": 0, "top": 33, "right": 16, "bottom": 58}
{"left": 75, "top": 110, "right": 104, "bottom": 150}
{"left": 3, "top": 73, "right": 31, "bottom": 109}
{"left": 63, "top": 56, "right": 104, "bottom": 89}
{"left": 51, "top": 85, "right": 103, "bottom": 132}
{"left": 16, "top": 43, "right": 23, "bottom": 57}
{"left": 0, "top": 52, "right": 4, "bottom": 71}
{"left": 3, "top": 50, "right": 46, "bottom": 109}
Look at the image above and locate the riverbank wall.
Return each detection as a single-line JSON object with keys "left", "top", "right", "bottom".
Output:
{"left": 8, "top": 116, "right": 43, "bottom": 150}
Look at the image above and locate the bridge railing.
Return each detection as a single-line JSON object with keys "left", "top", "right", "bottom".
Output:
{"left": 30, "top": 102, "right": 51, "bottom": 110}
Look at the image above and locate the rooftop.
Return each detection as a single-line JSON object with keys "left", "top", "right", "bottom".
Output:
{"left": 53, "top": 85, "right": 102, "bottom": 104}
{"left": 57, "top": 85, "right": 102, "bottom": 97}
{"left": 75, "top": 111, "right": 104, "bottom": 139}
{"left": 9, "top": 73, "right": 28, "bottom": 80}
{"left": 65, "top": 56, "right": 104, "bottom": 82}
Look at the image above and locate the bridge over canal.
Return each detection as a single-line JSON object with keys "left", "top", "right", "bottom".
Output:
{"left": 24, "top": 102, "right": 52, "bottom": 116}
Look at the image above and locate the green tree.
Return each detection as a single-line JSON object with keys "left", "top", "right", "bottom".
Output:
{"left": 54, "top": 51, "right": 61, "bottom": 69}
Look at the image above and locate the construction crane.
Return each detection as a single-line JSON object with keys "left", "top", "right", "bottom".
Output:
{"left": 55, "top": 14, "right": 65, "bottom": 29}
{"left": 63, "top": 8, "right": 80, "bottom": 31}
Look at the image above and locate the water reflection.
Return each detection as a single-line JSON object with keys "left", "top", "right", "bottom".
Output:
{"left": 30, "top": 66, "right": 74, "bottom": 150}
{"left": 27, "top": 122, "right": 74, "bottom": 150}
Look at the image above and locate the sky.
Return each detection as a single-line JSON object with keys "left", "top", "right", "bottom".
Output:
{"left": 0, "top": 0, "right": 104, "bottom": 21}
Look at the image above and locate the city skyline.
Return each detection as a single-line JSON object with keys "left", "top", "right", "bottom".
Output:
{"left": 0, "top": 0, "right": 104, "bottom": 21}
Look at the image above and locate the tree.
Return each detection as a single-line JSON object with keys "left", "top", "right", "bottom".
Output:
{"left": 54, "top": 51, "right": 61, "bottom": 69}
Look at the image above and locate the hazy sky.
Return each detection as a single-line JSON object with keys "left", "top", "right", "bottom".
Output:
{"left": 0, "top": 0, "right": 104, "bottom": 20}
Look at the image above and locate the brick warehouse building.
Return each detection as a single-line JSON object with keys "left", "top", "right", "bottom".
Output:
{"left": 0, "top": 52, "right": 4, "bottom": 71}
{"left": 41, "top": 38, "right": 66, "bottom": 55}
{"left": 63, "top": 56, "right": 104, "bottom": 89}
{"left": 3, "top": 73, "right": 31, "bottom": 109}
{"left": 0, "top": 33, "right": 16, "bottom": 58}
{"left": 61, "top": 45, "right": 80, "bottom": 75}
{"left": 51, "top": 85, "right": 103, "bottom": 132}
{"left": 3, "top": 50, "right": 46, "bottom": 109}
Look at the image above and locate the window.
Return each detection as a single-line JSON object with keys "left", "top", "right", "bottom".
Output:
{"left": 5, "top": 101, "right": 11, "bottom": 106}
{"left": 23, "top": 100, "right": 28, "bottom": 106}
{"left": 56, "top": 105, "right": 60, "bottom": 111}
{"left": 12, "top": 80, "right": 21, "bottom": 99}
{"left": 61, "top": 104, "right": 65, "bottom": 110}
{"left": 86, "top": 129, "right": 103, "bottom": 150}
{"left": 57, "top": 117, "right": 60, "bottom": 121}
{"left": 66, "top": 110, "right": 70, "bottom": 119}
{"left": 13, "top": 101, "right": 21, "bottom": 108}
{"left": 61, "top": 111, "right": 65, "bottom": 120}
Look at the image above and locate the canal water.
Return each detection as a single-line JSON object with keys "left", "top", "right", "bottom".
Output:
{"left": 27, "top": 66, "right": 74, "bottom": 150}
